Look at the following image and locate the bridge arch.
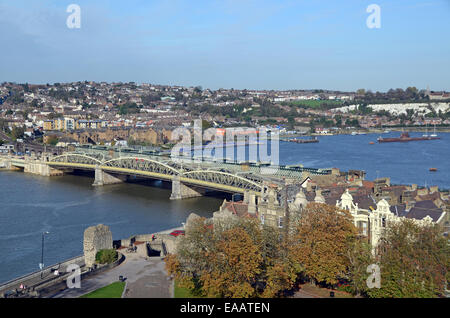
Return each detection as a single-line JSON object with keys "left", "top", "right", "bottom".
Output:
{"left": 50, "top": 154, "right": 103, "bottom": 166}
{"left": 103, "top": 157, "right": 180, "bottom": 176}
{"left": 181, "top": 170, "right": 263, "bottom": 192}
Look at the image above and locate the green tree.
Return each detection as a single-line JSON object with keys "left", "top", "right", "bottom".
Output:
{"left": 368, "top": 220, "right": 449, "bottom": 298}
{"left": 346, "top": 240, "right": 374, "bottom": 296}
{"left": 46, "top": 136, "right": 59, "bottom": 146}
{"left": 11, "top": 126, "right": 25, "bottom": 141}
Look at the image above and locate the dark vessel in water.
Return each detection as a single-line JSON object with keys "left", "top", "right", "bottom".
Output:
{"left": 377, "top": 132, "right": 440, "bottom": 143}
{"left": 288, "top": 137, "right": 319, "bottom": 144}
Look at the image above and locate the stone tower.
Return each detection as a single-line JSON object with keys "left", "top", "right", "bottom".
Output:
{"left": 83, "top": 224, "right": 113, "bottom": 268}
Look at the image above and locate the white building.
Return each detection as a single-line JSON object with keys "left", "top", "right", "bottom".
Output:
{"left": 336, "top": 189, "right": 441, "bottom": 251}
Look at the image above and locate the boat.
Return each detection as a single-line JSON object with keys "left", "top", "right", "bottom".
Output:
{"left": 377, "top": 132, "right": 440, "bottom": 143}
{"left": 429, "top": 168, "right": 438, "bottom": 172}
{"left": 288, "top": 137, "right": 319, "bottom": 144}
{"left": 369, "top": 142, "right": 375, "bottom": 145}
{"left": 351, "top": 132, "right": 358, "bottom": 136}
{"left": 430, "top": 124, "right": 438, "bottom": 138}
{"left": 423, "top": 125, "right": 428, "bottom": 137}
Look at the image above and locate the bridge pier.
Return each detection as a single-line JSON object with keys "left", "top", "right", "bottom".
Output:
{"left": 24, "top": 162, "right": 65, "bottom": 176}
{"left": 170, "top": 176, "right": 204, "bottom": 200}
{"left": 0, "top": 158, "right": 12, "bottom": 170}
{"left": 93, "top": 166, "right": 127, "bottom": 186}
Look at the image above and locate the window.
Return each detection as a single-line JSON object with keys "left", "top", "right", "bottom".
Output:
{"left": 260, "top": 214, "right": 265, "bottom": 225}
{"left": 278, "top": 217, "right": 284, "bottom": 228}
{"left": 381, "top": 217, "right": 386, "bottom": 228}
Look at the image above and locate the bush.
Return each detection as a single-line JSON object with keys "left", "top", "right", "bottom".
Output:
{"left": 336, "top": 283, "right": 353, "bottom": 294}
{"left": 95, "top": 249, "right": 118, "bottom": 265}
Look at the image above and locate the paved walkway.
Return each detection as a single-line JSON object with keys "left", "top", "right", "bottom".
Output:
{"left": 51, "top": 253, "right": 172, "bottom": 298}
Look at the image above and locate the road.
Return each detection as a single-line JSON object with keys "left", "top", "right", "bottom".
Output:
{"left": 50, "top": 252, "right": 172, "bottom": 298}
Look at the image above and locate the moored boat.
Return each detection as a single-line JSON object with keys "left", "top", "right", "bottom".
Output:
{"left": 377, "top": 132, "right": 440, "bottom": 143}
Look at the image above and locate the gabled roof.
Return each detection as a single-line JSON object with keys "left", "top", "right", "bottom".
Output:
{"left": 404, "top": 200, "right": 444, "bottom": 222}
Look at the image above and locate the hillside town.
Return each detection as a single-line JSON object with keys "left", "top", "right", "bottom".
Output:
{"left": 1, "top": 82, "right": 449, "bottom": 148}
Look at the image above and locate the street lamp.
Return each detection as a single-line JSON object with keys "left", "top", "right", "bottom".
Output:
{"left": 40, "top": 231, "right": 50, "bottom": 278}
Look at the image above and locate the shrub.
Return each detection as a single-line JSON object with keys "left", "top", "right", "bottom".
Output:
{"left": 337, "top": 283, "right": 353, "bottom": 294}
{"left": 95, "top": 249, "right": 118, "bottom": 265}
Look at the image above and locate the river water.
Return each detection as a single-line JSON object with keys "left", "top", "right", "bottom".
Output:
{"left": 0, "top": 131, "right": 449, "bottom": 283}
{"left": 0, "top": 173, "right": 224, "bottom": 283}
{"left": 281, "top": 132, "right": 450, "bottom": 189}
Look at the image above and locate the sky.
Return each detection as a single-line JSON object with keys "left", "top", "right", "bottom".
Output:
{"left": 0, "top": 0, "right": 449, "bottom": 91}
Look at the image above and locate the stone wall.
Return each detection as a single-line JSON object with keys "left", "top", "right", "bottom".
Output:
{"left": 83, "top": 224, "right": 113, "bottom": 268}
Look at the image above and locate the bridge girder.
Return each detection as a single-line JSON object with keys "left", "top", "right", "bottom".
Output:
{"left": 51, "top": 153, "right": 103, "bottom": 166}
{"left": 103, "top": 157, "right": 180, "bottom": 176}
{"left": 181, "top": 170, "right": 262, "bottom": 193}
{"left": 48, "top": 153, "right": 264, "bottom": 193}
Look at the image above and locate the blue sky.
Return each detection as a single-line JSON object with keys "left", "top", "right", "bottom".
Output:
{"left": 0, "top": 0, "right": 449, "bottom": 91}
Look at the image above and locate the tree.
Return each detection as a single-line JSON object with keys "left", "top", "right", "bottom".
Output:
{"left": 201, "top": 227, "right": 263, "bottom": 297}
{"left": 288, "top": 203, "right": 358, "bottom": 286}
{"left": 346, "top": 240, "right": 374, "bottom": 296}
{"left": 0, "top": 118, "right": 7, "bottom": 132}
{"left": 46, "top": 136, "right": 59, "bottom": 146}
{"left": 166, "top": 216, "right": 297, "bottom": 298}
{"left": 367, "top": 219, "right": 449, "bottom": 298}
{"left": 11, "top": 126, "right": 25, "bottom": 141}
{"left": 356, "top": 89, "right": 366, "bottom": 95}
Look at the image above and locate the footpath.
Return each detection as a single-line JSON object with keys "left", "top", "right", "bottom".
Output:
{"left": 51, "top": 252, "right": 172, "bottom": 298}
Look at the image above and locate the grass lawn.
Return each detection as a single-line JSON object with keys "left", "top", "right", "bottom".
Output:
{"left": 174, "top": 280, "right": 202, "bottom": 298}
{"left": 80, "top": 281, "right": 126, "bottom": 298}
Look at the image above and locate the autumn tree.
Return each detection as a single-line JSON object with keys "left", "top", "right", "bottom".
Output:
{"left": 367, "top": 219, "right": 449, "bottom": 298}
{"left": 288, "top": 203, "right": 358, "bottom": 286}
{"left": 165, "top": 216, "right": 297, "bottom": 298}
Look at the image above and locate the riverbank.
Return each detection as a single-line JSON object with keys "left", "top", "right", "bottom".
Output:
{"left": 0, "top": 224, "right": 181, "bottom": 298}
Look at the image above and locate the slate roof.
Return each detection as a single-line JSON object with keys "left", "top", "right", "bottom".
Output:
{"left": 403, "top": 200, "right": 444, "bottom": 222}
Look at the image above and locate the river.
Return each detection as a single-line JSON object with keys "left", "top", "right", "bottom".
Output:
{"left": 0, "top": 131, "right": 449, "bottom": 283}
{"left": 0, "top": 173, "right": 224, "bottom": 284}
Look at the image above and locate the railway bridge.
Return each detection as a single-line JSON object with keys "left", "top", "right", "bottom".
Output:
{"left": 2, "top": 150, "right": 331, "bottom": 200}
